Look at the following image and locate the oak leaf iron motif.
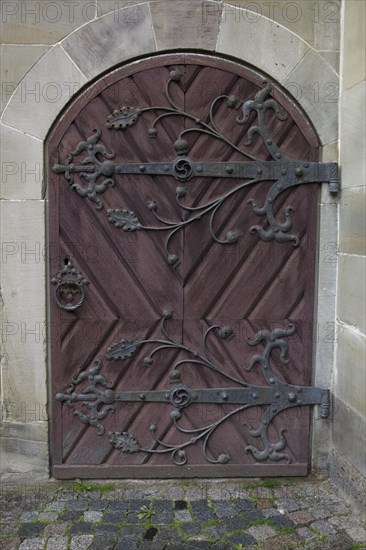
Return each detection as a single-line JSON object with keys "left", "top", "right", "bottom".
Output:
{"left": 106, "top": 339, "right": 142, "bottom": 360}
{"left": 106, "top": 106, "right": 142, "bottom": 129}
{"left": 108, "top": 432, "right": 140, "bottom": 452}
{"left": 107, "top": 209, "right": 142, "bottom": 231}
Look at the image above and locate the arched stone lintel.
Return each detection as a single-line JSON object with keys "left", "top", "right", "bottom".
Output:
{"left": 1, "top": 1, "right": 339, "bottom": 177}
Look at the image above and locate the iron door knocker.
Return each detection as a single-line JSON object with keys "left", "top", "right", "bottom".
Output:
{"left": 51, "top": 261, "right": 89, "bottom": 311}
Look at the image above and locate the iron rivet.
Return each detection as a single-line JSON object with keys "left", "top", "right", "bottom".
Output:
{"left": 304, "top": 163, "right": 309, "bottom": 168}
{"left": 269, "top": 377, "right": 275, "bottom": 384}
{"left": 164, "top": 165, "right": 170, "bottom": 172}
{"left": 165, "top": 393, "right": 170, "bottom": 400}
{"left": 275, "top": 392, "right": 280, "bottom": 398}
{"left": 281, "top": 168, "right": 286, "bottom": 175}
{"left": 298, "top": 399, "right": 302, "bottom": 405}
{"left": 267, "top": 139, "right": 272, "bottom": 145}
{"left": 139, "top": 393, "right": 146, "bottom": 400}
{"left": 197, "top": 166, "right": 202, "bottom": 173}
{"left": 277, "top": 184, "right": 282, "bottom": 190}
{"left": 226, "top": 167, "right": 233, "bottom": 174}
{"left": 221, "top": 392, "right": 228, "bottom": 401}
{"left": 268, "top": 198, "right": 273, "bottom": 204}
{"left": 288, "top": 392, "right": 296, "bottom": 402}
{"left": 257, "top": 168, "right": 262, "bottom": 174}
{"left": 276, "top": 152, "right": 281, "bottom": 159}
{"left": 139, "top": 165, "right": 145, "bottom": 172}
{"left": 295, "top": 167, "right": 303, "bottom": 177}
{"left": 251, "top": 393, "right": 258, "bottom": 399}
{"left": 272, "top": 407, "right": 277, "bottom": 413}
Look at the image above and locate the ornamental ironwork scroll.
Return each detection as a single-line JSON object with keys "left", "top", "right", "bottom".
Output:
{"left": 56, "top": 312, "right": 330, "bottom": 465}
{"left": 53, "top": 73, "right": 339, "bottom": 266}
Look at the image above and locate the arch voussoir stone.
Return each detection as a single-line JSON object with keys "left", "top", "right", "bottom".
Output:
{"left": 1, "top": 45, "right": 87, "bottom": 140}
{"left": 61, "top": 2, "right": 156, "bottom": 80}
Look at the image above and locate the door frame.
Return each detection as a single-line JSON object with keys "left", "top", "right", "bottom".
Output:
{"left": 47, "top": 52, "right": 331, "bottom": 478}
{"left": 46, "top": 53, "right": 336, "bottom": 478}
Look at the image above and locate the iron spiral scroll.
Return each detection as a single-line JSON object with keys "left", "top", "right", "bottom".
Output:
{"left": 55, "top": 312, "right": 330, "bottom": 466}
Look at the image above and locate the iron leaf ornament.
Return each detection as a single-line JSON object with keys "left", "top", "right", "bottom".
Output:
{"left": 52, "top": 71, "right": 338, "bottom": 264}
{"left": 106, "top": 106, "right": 142, "bottom": 129}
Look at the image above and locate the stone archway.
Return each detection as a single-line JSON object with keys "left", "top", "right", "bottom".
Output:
{"left": 0, "top": 1, "right": 339, "bottom": 476}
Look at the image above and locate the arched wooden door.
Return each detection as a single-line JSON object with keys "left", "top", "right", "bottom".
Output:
{"left": 47, "top": 54, "right": 337, "bottom": 479}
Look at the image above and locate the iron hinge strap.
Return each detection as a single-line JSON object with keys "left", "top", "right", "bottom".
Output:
{"left": 57, "top": 384, "right": 330, "bottom": 416}
{"left": 53, "top": 158, "right": 339, "bottom": 189}
{"left": 116, "top": 385, "right": 330, "bottom": 414}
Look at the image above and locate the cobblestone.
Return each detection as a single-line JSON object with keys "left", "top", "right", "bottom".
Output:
{"left": 213, "top": 501, "right": 236, "bottom": 518}
{"left": 94, "top": 523, "right": 119, "bottom": 535}
{"left": 18, "top": 539, "right": 46, "bottom": 550}
{"left": 269, "top": 513, "right": 295, "bottom": 529}
{"left": 103, "top": 510, "right": 127, "bottom": 523}
{"left": 305, "top": 532, "right": 355, "bottom": 549}
{"left": 38, "top": 512, "right": 58, "bottom": 521}
{"left": 180, "top": 522, "right": 201, "bottom": 536}
{"left": 19, "top": 512, "right": 39, "bottom": 522}
{"left": 0, "top": 521, "right": 18, "bottom": 535}
{"left": 297, "top": 526, "right": 318, "bottom": 540}
{"left": 44, "top": 501, "right": 65, "bottom": 512}
{"left": 261, "top": 507, "right": 281, "bottom": 518}
{"left": 43, "top": 522, "right": 68, "bottom": 536}
{"left": 45, "top": 536, "right": 68, "bottom": 550}
{"left": 66, "top": 499, "right": 89, "bottom": 511}
{"left": 287, "top": 509, "right": 312, "bottom": 525}
{"left": 69, "top": 535, "right": 94, "bottom": 549}
{"left": 90, "top": 535, "right": 116, "bottom": 550}
{"left": 83, "top": 510, "right": 103, "bottom": 522}
{"left": 69, "top": 522, "right": 94, "bottom": 535}
{"left": 0, "top": 539, "right": 21, "bottom": 550}
{"left": 275, "top": 498, "right": 300, "bottom": 513}
{"left": 88, "top": 500, "right": 107, "bottom": 511}
{"left": 226, "top": 531, "right": 256, "bottom": 545}
{"left": 18, "top": 523, "right": 45, "bottom": 538}
{"left": 0, "top": 477, "right": 364, "bottom": 549}
{"left": 344, "top": 525, "right": 366, "bottom": 543}
{"left": 59, "top": 510, "right": 83, "bottom": 522}
{"left": 247, "top": 524, "right": 277, "bottom": 541}
{"left": 175, "top": 509, "right": 192, "bottom": 522}
{"left": 310, "top": 519, "right": 337, "bottom": 535}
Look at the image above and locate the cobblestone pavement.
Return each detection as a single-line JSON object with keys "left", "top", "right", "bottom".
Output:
{"left": 0, "top": 475, "right": 365, "bottom": 549}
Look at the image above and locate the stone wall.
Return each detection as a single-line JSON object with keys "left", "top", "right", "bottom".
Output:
{"left": 330, "top": 0, "right": 366, "bottom": 509}
{"left": 0, "top": 0, "right": 359, "bottom": 489}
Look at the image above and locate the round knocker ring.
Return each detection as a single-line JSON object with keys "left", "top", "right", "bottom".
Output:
{"left": 51, "top": 261, "right": 89, "bottom": 312}
{"left": 55, "top": 281, "right": 85, "bottom": 311}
